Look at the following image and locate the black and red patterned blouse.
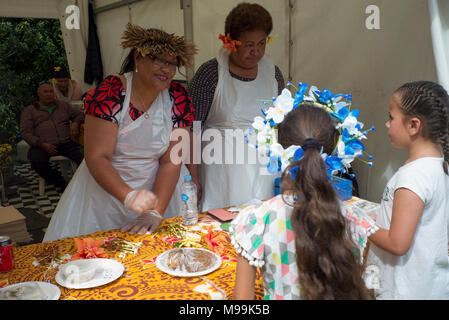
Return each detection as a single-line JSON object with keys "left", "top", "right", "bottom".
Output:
{"left": 84, "top": 75, "right": 194, "bottom": 128}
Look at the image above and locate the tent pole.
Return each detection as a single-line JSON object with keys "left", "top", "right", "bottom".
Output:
{"left": 181, "top": 0, "right": 195, "bottom": 84}
{"left": 288, "top": 0, "right": 294, "bottom": 82}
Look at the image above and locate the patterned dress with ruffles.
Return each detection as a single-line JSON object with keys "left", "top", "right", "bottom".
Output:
{"left": 230, "top": 194, "right": 378, "bottom": 300}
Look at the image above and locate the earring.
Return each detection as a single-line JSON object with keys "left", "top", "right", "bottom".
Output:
{"left": 135, "top": 64, "right": 138, "bottom": 73}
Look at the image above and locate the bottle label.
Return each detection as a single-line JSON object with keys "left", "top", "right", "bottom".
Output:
{"left": 181, "top": 193, "right": 189, "bottom": 202}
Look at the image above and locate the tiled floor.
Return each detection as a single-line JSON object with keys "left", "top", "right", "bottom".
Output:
{"left": 3, "top": 162, "right": 64, "bottom": 217}
{"left": 1, "top": 162, "right": 68, "bottom": 244}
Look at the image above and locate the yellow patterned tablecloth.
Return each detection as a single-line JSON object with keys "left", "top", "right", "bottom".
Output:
{"left": 0, "top": 214, "right": 264, "bottom": 300}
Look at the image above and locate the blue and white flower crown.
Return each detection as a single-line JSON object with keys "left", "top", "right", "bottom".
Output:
{"left": 247, "top": 82, "right": 375, "bottom": 179}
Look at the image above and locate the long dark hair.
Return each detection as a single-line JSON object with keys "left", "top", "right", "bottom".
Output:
{"left": 120, "top": 48, "right": 137, "bottom": 74}
{"left": 394, "top": 80, "right": 449, "bottom": 174}
{"left": 278, "top": 104, "right": 373, "bottom": 300}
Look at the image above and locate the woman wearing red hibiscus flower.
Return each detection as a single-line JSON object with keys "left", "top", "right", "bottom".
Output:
{"left": 189, "top": 3, "right": 285, "bottom": 212}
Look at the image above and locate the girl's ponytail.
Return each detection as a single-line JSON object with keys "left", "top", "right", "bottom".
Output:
{"left": 278, "top": 104, "right": 372, "bottom": 299}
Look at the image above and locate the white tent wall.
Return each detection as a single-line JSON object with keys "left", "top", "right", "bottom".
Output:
{"left": 0, "top": 0, "right": 442, "bottom": 203}
{"left": 290, "top": 0, "right": 438, "bottom": 202}
{"left": 189, "top": 0, "right": 438, "bottom": 202}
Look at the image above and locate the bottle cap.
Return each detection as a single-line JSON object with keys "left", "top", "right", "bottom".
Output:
{"left": 184, "top": 174, "right": 192, "bottom": 182}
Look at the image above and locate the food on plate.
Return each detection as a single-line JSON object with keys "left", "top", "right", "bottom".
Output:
{"left": 1, "top": 283, "right": 44, "bottom": 300}
{"left": 166, "top": 248, "right": 214, "bottom": 273}
{"left": 60, "top": 260, "right": 97, "bottom": 284}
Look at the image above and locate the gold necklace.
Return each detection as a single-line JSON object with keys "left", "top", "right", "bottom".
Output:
{"left": 132, "top": 87, "right": 150, "bottom": 119}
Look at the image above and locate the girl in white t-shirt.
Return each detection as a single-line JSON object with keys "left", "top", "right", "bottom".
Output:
{"left": 367, "top": 80, "right": 449, "bottom": 299}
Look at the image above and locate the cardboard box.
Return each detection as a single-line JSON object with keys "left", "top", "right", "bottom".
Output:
{"left": 0, "top": 206, "right": 26, "bottom": 225}
{"left": 0, "top": 206, "right": 31, "bottom": 243}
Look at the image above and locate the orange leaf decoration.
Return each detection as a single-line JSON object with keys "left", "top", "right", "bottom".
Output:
{"left": 71, "top": 238, "right": 109, "bottom": 261}
{"left": 218, "top": 33, "right": 242, "bottom": 53}
{"left": 202, "top": 226, "right": 227, "bottom": 255}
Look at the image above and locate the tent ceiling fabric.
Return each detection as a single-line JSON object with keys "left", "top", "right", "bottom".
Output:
{"left": 0, "top": 0, "right": 442, "bottom": 203}
{"left": 0, "top": 0, "right": 60, "bottom": 19}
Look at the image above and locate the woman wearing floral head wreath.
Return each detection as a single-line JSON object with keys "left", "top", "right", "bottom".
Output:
{"left": 188, "top": 2, "right": 285, "bottom": 211}
{"left": 44, "top": 23, "right": 197, "bottom": 241}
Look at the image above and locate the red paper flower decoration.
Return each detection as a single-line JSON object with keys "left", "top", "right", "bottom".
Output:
{"left": 202, "top": 226, "right": 227, "bottom": 255}
{"left": 71, "top": 238, "right": 109, "bottom": 261}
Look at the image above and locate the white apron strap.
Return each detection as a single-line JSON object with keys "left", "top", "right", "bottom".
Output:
{"left": 118, "top": 72, "right": 148, "bottom": 136}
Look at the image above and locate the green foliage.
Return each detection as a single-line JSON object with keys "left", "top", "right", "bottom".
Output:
{"left": 0, "top": 18, "right": 68, "bottom": 145}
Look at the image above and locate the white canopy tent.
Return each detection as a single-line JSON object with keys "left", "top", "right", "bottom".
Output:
{"left": 1, "top": 0, "right": 446, "bottom": 203}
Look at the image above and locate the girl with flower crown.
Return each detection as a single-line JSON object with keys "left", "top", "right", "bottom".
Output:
{"left": 231, "top": 103, "right": 376, "bottom": 300}
{"left": 366, "top": 81, "right": 449, "bottom": 299}
{"left": 188, "top": 2, "right": 285, "bottom": 211}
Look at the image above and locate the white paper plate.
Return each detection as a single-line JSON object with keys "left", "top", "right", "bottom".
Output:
{"left": 55, "top": 258, "right": 124, "bottom": 289}
{"left": 156, "top": 248, "right": 222, "bottom": 277}
{"left": 0, "top": 282, "right": 61, "bottom": 300}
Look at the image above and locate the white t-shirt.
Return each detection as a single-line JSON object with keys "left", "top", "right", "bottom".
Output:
{"left": 367, "top": 157, "right": 449, "bottom": 299}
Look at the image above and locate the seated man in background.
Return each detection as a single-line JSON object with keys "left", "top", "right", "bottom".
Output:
{"left": 20, "top": 80, "right": 85, "bottom": 192}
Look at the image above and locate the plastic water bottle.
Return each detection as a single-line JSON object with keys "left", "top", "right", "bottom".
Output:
{"left": 181, "top": 174, "right": 198, "bottom": 226}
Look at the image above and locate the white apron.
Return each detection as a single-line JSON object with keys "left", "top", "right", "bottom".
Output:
{"left": 44, "top": 72, "right": 172, "bottom": 241}
{"left": 200, "top": 48, "right": 278, "bottom": 212}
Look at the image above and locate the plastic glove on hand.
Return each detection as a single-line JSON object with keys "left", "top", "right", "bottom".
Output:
{"left": 123, "top": 189, "right": 158, "bottom": 214}
{"left": 121, "top": 210, "right": 162, "bottom": 235}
